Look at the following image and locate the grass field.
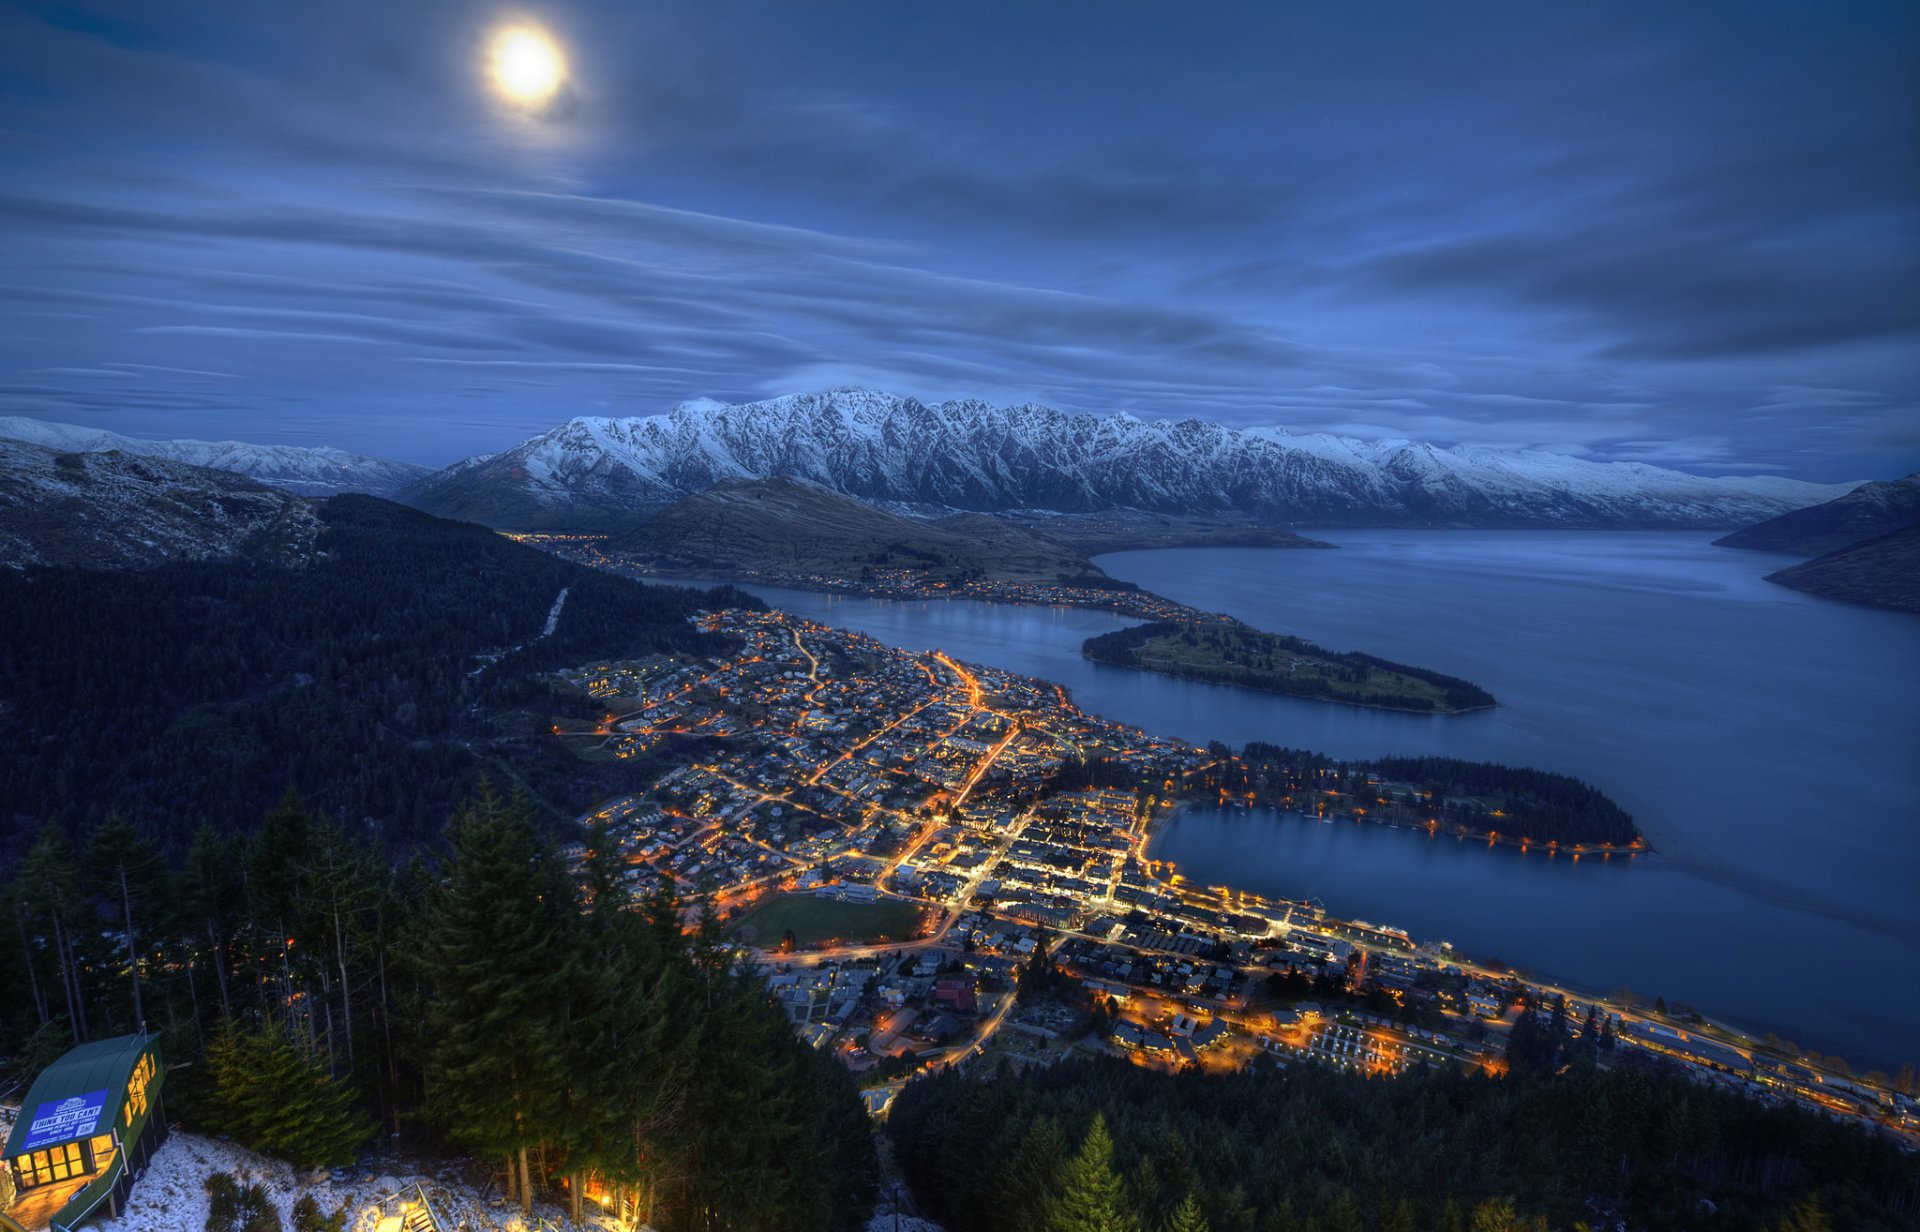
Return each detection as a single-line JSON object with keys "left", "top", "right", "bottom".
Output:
{"left": 727, "top": 893, "right": 929, "bottom": 948}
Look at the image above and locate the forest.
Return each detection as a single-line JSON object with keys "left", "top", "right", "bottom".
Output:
{"left": 1207, "top": 744, "right": 1642, "bottom": 848}
{"left": 0, "top": 784, "right": 875, "bottom": 1231}
{"left": 0, "top": 495, "right": 759, "bottom": 860}
{"left": 1037, "top": 743, "right": 1638, "bottom": 848}
{"left": 888, "top": 1053, "right": 1920, "bottom": 1232}
{"left": 1082, "top": 621, "right": 1496, "bottom": 714}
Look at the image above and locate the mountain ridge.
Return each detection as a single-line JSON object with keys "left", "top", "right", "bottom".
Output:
{"left": 401, "top": 388, "right": 1857, "bottom": 531}
{"left": 1713, "top": 470, "right": 1920, "bottom": 557}
{"left": 0, "top": 415, "right": 430, "bottom": 497}
{"left": 1763, "top": 526, "right": 1920, "bottom": 615}
{"left": 0, "top": 439, "right": 321, "bottom": 570}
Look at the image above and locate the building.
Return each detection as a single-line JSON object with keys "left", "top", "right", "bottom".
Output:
{"left": 1, "top": 1034, "right": 166, "bottom": 1232}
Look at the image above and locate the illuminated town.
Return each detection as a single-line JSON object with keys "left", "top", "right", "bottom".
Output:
{"left": 552, "top": 608, "right": 1917, "bottom": 1137}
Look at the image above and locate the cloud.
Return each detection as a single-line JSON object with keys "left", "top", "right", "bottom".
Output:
{"left": 0, "top": 0, "right": 1913, "bottom": 479}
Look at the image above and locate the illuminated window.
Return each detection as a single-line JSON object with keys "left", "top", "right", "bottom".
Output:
{"left": 15, "top": 1141, "right": 89, "bottom": 1188}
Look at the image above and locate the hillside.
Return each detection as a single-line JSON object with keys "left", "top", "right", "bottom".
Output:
{"left": 402, "top": 388, "right": 1853, "bottom": 531}
{"left": 0, "top": 494, "right": 755, "bottom": 855}
{"left": 1764, "top": 526, "right": 1920, "bottom": 614}
{"left": 0, "top": 439, "right": 319, "bottom": 569}
{"left": 987, "top": 507, "right": 1332, "bottom": 554}
{"left": 616, "top": 476, "right": 1103, "bottom": 583}
{"left": 1714, "top": 470, "right": 1920, "bottom": 556}
{"left": 0, "top": 415, "right": 430, "bottom": 496}
{"left": 889, "top": 1053, "right": 1920, "bottom": 1232}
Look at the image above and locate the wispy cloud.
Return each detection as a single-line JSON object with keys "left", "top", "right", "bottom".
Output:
{"left": 0, "top": 0, "right": 1913, "bottom": 478}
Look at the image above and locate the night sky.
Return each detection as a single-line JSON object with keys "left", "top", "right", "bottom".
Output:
{"left": 1, "top": 1, "right": 1914, "bottom": 479}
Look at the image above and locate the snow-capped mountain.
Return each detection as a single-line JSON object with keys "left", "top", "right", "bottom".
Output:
{"left": 403, "top": 388, "right": 1856, "bottom": 531}
{"left": 0, "top": 439, "right": 320, "bottom": 569}
{"left": 0, "top": 416, "right": 429, "bottom": 497}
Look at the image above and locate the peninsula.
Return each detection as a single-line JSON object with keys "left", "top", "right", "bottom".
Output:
{"left": 1082, "top": 620, "right": 1497, "bottom": 714}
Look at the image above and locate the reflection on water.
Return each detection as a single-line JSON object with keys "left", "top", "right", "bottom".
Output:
{"left": 647, "top": 530, "right": 1920, "bottom": 1067}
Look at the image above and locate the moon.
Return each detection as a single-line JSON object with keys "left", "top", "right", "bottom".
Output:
{"left": 488, "top": 24, "right": 566, "bottom": 109}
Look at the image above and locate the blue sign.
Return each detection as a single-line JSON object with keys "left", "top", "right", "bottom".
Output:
{"left": 20, "top": 1090, "right": 110, "bottom": 1152}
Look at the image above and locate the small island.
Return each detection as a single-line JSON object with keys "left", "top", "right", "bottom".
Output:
{"left": 1083, "top": 620, "right": 1496, "bottom": 714}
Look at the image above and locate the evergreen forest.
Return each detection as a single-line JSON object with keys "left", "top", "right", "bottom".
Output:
{"left": 0, "top": 495, "right": 759, "bottom": 858}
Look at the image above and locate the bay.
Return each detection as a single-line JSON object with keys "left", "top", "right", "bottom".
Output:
{"left": 647, "top": 530, "right": 1920, "bottom": 1069}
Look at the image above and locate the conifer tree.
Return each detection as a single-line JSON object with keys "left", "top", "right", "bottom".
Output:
{"left": 1768, "top": 1193, "right": 1833, "bottom": 1232}
{"left": 83, "top": 815, "right": 164, "bottom": 1032}
{"left": 411, "top": 783, "right": 580, "bottom": 1212}
{"left": 17, "top": 823, "right": 88, "bottom": 1042}
{"left": 207, "top": 1024, "right": 373, "bottom": 1167}
{"left": 1045, "top": 1114, "right": 1141, "bottom": 1232}
{"left": 180, "top": 823, "right": 244, "bottom": 1026}
{"left": 1163, "top": 1192, "right": 1211, "bottom": 1232}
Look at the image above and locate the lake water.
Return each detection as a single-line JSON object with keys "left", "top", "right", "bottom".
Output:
{"left": 650, "top": 531, "right": 1920, "bottom": 1070}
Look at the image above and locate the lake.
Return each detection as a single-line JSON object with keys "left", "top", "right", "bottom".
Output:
{"left": 650, "top": 531, "right": 1920, "bottom": 1070}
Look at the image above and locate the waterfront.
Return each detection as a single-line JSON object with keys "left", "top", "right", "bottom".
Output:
{"left": 650, "top": 530, "right": 1920, "bottom": 1069}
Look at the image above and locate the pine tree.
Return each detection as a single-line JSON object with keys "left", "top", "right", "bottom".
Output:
{"left": 411, "top": 783, "right": 581, "bottom": 1212}
{"left": 1019, "top": 927, "right": 1054, "bottom": 1002}
{"left": 83, "top": 815, "right": 164, "bottom": 1032}
{"left": 1045, "top": 1114, "right": 1141, "bottom": 1232}
{"left": 17, "top": 823, "right": 88, "bottom": 1042}
{"left": 1768, "top": 1193, "right": 1833, "bottom": 1232}
{"left": 180, "top": 823, "right": 244, "bottom": 1026}
{"left": 1468, "top": 1197, "right": 1547, "bottom": 1232}
{"left": 1163, "top": 1192, "right": 1211, "bottom": 1232}
{"left": 207, "top": 1024, "right": 372, "bottom": 1168}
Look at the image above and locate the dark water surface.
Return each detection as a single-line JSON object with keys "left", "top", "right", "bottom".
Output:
{"left": 652, "top": 531, "right": 1920, "bottom": 1068}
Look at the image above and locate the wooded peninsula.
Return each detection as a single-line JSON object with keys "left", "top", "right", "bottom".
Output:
{"left": 1083, "top": 620, "right": 1497, "bottom": 714}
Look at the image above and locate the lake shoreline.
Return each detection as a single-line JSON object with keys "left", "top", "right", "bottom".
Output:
{"left": 1083, "top": 650, "right": 1501, "bottom": 716}
{"left": 1160, "top": 795, "right": 1649, "bottom": 857}
{"left": 570, "top": 532, "right": 1917, "bottom": 1070}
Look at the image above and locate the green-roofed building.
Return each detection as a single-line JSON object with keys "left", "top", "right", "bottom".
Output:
{"left": 1, "top": 1034, "right": 166, "bottom": 1232}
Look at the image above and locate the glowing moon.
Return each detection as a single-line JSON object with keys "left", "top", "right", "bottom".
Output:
{"left": 489, "top": 25, "right": 566, "bottom": 108}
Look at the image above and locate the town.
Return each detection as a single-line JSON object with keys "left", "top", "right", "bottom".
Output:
{"left": 551, "top": 608, "right": 1920, "bottom": 1143}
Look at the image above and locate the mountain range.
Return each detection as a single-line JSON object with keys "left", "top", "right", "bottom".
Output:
{"left": 0, "top": 415, "right": 429, "bottom": 497}
{"left": 400, "top": 389, "right": 1855, "bottom": 531}
{"left": 0, "top": 438, "right": 320, "bottom": 569}
{"left": 0, "top": 394, "right": 1861, "bottom": 534}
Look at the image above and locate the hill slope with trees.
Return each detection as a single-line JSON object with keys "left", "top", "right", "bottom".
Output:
{"left": 1763, "top": 526, "right": 1920, "bottom": 615}
{"left": 0, "top": 784, "right": 875, "bottom": 1230}
{"left": 889, "top": 1054, "right": 1920, "bottom": 1232}
{"left": 1083, "top": 621, "right": 1496, "bottom": 714}
{"left": 0, "top": 494, "right": 757, "bottom": 858}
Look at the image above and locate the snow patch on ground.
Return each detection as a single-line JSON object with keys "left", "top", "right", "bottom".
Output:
{"left": 96, "top": 1132, "right": 613, "bottom": 1232}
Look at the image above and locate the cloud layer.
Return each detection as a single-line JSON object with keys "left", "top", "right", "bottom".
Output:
{"left": 0, "top": 1, "right": 1914, "bottom": 478}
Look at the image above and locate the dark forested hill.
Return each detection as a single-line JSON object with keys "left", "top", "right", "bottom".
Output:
{"left": 0, "top": 438, "right": 320, "bottom": 570}
{"left": 1714, "top": 471, "right": 1919, "bottom": 557}
{"left": 890, "top": 1055, "right": 1920, "bottom": 1232}
{"left": 1083, "top": 621, "right": 1497, "bottom": 714}
{"left": 616, "top": 475, "right": 1101, "bottom": 583}
{"left": 0, "top": 495, "right": 757, "bottom": 859}
{"left": 1763, "top": 526, "right": 1920, "bottom": 615}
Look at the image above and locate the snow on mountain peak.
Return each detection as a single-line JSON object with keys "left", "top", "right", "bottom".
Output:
{"left": 394, "top": 387, "right": 1860, "bottom": 531}
{"left": 0, "top": 416, "right": 429, "bottom": 496}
